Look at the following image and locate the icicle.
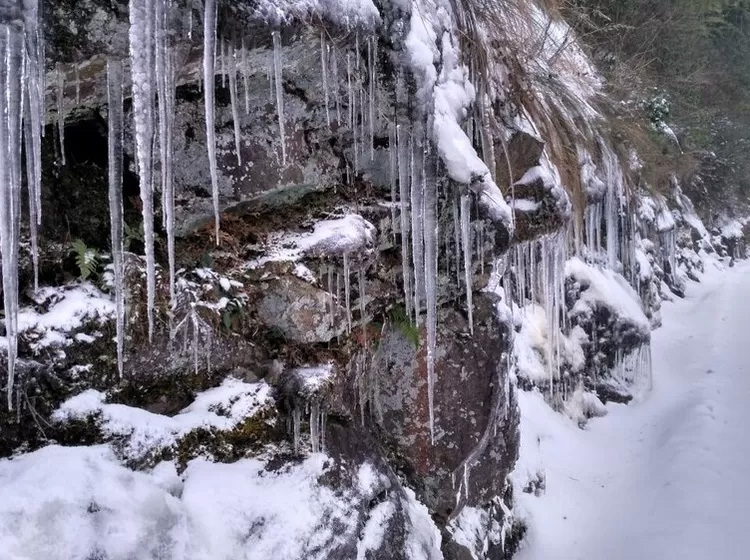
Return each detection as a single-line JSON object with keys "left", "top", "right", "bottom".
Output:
{"left": 74, "top": 65, "right": 80, "bottom": 105}
{"left": 227, "top": 43, "right": 242, "bottom": 166}
{"left": 155, "top": 0, "right": 176, "bottom": 311}
{"left": 187, "top": 4, "right": 193, "bottom": 40}
{"left": 1, "top": 25, "right": 24, "bottom": 409}
{"left": 241, "top": 38, "right": 249, "bottom": 115}
{"left": 55, "top": 63, "right": 66, "bottom": 165}
{"left": 453, "top": 194, "right": 462, "bottom": 287}
{"left": 107, "top": 59, "right": 126, "bottom": 377}
{"left": 331, "top": 47, "right": 341, "bottom": 123}
{"left": 410, "top": 131, "right": 424, "bottom": 322}
{"left": 398, "top": 125, "right": 413, "bottom": 321}
{"left": 352, "top": 80, "right": 359, "bottom": 172}
{"left": 460, "top": 194, "right": 474, "bottom": 334}
{"left": 346, "top": 54, "right": 353, "bottom": 129}
{"left": 202, "top": 0, "right": 220, "bottom": 244}
{"left": 320, "top": 410, "right": 327, "bottom": 452}
{"left": 423, "top": 145, "right": 438, "bottom": 444}
{"left": 358, "top": 266, "right": 368, "bottom": 346}
{"left": 267, "top": 51, "right": 273, "bottom": 101}
{"left": 310, "top": 401, "right": 320, "bottom": 453}
{"left": 272, "top": 31, "right": 287, "bottom": 165}
{"left": 293, "top": 405, "right": 301, "bottom": 453}
{"left": 22, "top": 0, "right": 44, "bottom": 294}
{"left": 23, "top": 110, "right": 38, "bottom": 292}
{"left": 320, "top": 31, "right": 330, "bottom": 127}
{"left": 220, "top": 38, "right": 226, "bottom": 89}
{"left": 368, "top": 37, "right": 375, "bottom": 161}
{"left": 129, "top": 0, "right": 158, "bottom": 341}
{"left": 463, "top": 462, "right": 470, "bottom": 501}
{"left": 389, "top": 124, "right": 398, "bottom": 237}
{"left": 343, "top": 253, "right": 352, "bottom": 333}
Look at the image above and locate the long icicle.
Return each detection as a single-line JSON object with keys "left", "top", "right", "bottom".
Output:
{"left": 156, "top": 0, "right": 177, "bottom": 310}
{"left": 460, "top": 194, "right": 474, "bottom": 334}
{"left": 423, "top": 144, "right": 438, "bottom": 444}
{"left": 397, "top": 124, "right": 413, "bottom": 321}
{"left": 272, "top": 31, "right": 287, "bottom": 165}
{"left": 55, "top": 63, "right": 66, "bottom": 165}
{"left": 24, "top": 0, "right": 43, "bottom": 294}
{"left": 228, "top": 42, "right": 242, "bottom": 166}
{"left": 1, "top": 25, "right": 24, "bottom": 409}
{"left": 203, "top": 0, "right": 220, "bottom": 244}
{"left": 23, "top": 100, "right": 39, "bottom": 292}
{"left": 320, "top": 31, "right": 330, "bottom": 127}
{"left": 410, "top": 129, "right": 424, "bottom": 323}
{"left": 241, "top": 38, "right": 250, "bottom": 114}
{"left": 129, "top": 0, "right": 157, "bottom": 341}
{"left": 107, "top": 59, "right": 126, "bottom": 377}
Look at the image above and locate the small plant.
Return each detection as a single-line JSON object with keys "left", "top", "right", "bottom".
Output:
{"left": 390, "top": 305, "right": 420, "bottom": 349}
{"left": 221, "top": 297, "right": 245, "bottom": 331}
{"left": 70, "top": 239, "right": 100, "bottom": 281}
{"left": 123, "top": 221, "right": 144, "bottom": 250}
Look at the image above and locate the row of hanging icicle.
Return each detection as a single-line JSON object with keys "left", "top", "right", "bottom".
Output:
{"left": 1, "top": 0, "right": 517, "bottom": 456}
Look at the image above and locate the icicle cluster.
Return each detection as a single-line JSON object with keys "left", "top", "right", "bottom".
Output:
{"left": 513, "top": 234, "right": 568, "bottom": 387}
{"left": 1, "top": 1, "right": 45, "bottom": 409}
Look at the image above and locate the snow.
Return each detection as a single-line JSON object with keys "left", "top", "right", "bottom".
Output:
{"left": 403, "top": 0, "right": 513, "bottom": 230}
{"left": 446, "top": 507, "right": 490, "bottom": 560}
{"left": 514, "top": 305, "right": 549, "bottom": 383}
{"left": 511, "top": 199, "right": 541, "bottom": 212}
{"left": 515, "top": 259, "right": 750, "bottom": 559}
{"left": 253, "top": 0, "right": 381, "bottom": 29}
{"left": 656, "top": 207, "right": 676, "bottom": 233}
{"left": 181, "top": 454, "right": 357, "bottom": 559}
{"left": 0, "top": 445, "right": 186, "bottom": 560}
{"left": 566, "top": 257, "right": 650, "bottom": 333}
{"left": 721, "top": 219, "right": 744, "bottom": 240}
{"left": 357, "top": 502, "right": 397, "bottom": 559}
{"left": 0, "top": 445, "right": 390, "bottom": 560}
{"left": 245, "top": 214, "right": 377, "bottom": 270}
{"left": 287, "top": 364, "right": 334, "bottom": 398}
{"left": 53, "top": 378, "right": 273, "bottom": 462}
{"left": 403, "top": 487, "right": 444, "bottom": 560}
{"left": 8, "top": 284, "right": 114, "bottom": 351}
{"left": 635, "top": 247, "right": 653, "bottom": 282}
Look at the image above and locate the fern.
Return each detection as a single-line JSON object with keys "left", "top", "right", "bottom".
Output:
{"left": 123, "top": 221, "right": 144, "bottom": 249}
{"left": 390, "top": 305, "right": 420, "bottom": 349}
{"left": 71, "top": 239, "right": 100, "bottom": 281}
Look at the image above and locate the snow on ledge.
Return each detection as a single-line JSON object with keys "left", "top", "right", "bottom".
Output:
{"left": 53, "top": 378, "right": 273, "bottom": 461}
{"left": 721, "top": 219, "right": 744, "bottom": 240}
{"left": 566, "top": 257, "right": 650, "bottom": 333}
{"left": 245, "top": 214, "right": 377, "bottom": 274}
{"left": 0, "top": 283, "right": 115, "bottom": 351}
{"left": 253, "top": 0, "right": 381, "bottom": 28}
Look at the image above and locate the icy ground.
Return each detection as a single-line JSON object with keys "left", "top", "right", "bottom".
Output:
{"left": 515, "top": 259, "right": 750, "bottom": 559}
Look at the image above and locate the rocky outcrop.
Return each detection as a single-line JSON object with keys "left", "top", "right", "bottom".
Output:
{"left": 1, "top": 0, "right": 743, "bottom": 559}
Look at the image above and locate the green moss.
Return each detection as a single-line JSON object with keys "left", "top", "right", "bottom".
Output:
{"left": 174, "top": 406, "right": 281, "bottom": 471}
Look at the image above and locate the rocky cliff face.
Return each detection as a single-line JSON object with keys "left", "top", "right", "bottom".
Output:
{"left": 0, "top": 0, "right": 744, "bottom": 559}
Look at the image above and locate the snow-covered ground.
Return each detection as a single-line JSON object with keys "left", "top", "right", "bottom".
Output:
{"left": 515, "top": 258, "right": 750, "bottom": 559}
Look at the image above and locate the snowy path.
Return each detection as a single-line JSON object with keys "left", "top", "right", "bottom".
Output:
{"left": 515, "top": 259, "right": 750, "bottom": 560}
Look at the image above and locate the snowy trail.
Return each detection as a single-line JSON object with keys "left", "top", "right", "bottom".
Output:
{"left": 516, "top": 259, "right": 750, "bottom": 560}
